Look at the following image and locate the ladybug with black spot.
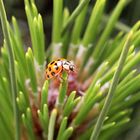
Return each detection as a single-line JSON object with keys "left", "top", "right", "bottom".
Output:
{"left": 45, "top": 58, "right": 76, "bottom": 80}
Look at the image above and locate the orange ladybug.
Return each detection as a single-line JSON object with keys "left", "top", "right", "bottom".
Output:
{"left": 45, "top": 58, "right": 76, "bottom": 80}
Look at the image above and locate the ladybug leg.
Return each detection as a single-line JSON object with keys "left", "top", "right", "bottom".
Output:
{"left": 77, "top": 90, "right": 84, "bottom": 96}
{"left": 57, "top": 74, "right": 64, "bottom": 82}
{"left": 55, "top": 70, "right": 64, "bottom": 82}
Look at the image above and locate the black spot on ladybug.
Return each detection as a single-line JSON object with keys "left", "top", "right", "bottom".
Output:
{"left": 57, "top": 59, "right": 61, "bottom": 61}
{"left": 50, "top": 61, "right": 55, "bottom": 65}
{"left": 56, "top": 67, "right": 59, "bottom": 70}
{"left": 55, "top": 66, "right": 59, "bottom": 70}
{"left": 47, "top": 75, "right": 50, "bottom": 78}
{"left": 51, "top": 72, "right": 55, "bottom": 76}
{"left": 49, "top": 67, "right": 51, "bottom": 71}
{"left": 54, "top": 63, "right": 57, "bottom": 66}
{"left": 64, "top": 61, "right": 69, "bottom": 65}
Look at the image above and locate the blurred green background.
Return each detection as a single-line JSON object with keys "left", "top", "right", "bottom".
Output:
{"left": 0, "top": 0, "right": 140, "bottom": 140}
{"left": 1, "top": 0, "right": 140, "bottom": 47}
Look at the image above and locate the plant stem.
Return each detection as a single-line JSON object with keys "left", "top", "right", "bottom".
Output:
{"left": 71, "top": 0, "right": 88, "bottom": 44}
{"left": 61, "top": 0, "right": 90, "bottom": 35}
{"left": 82, "top": 0, "right": 106, "bottom": 46}
{"left": 48, "top": 109, "right": 57, "bottom": 140}
{"left": 0, "top": 0, "right": 20, "bottom": 140}
{"left": 90, "top": 31, "right": 133, "bottom": 140}
{"left": 93, "top": 0, "right": 127, "bottom": 59}
{"left": 58, "top": 72, "right": 68, "bottom": 105}
{"left": 102, "top": 14, "right": 130, "bottom": 33}
{"left": 52, "top": 0, "right": 63, "bottom": 42}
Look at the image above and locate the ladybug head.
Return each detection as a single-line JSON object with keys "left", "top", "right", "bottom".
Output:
{"left": 69, "top": 64, "right": 75, "bottom": 71}
{"left": 63, "top": 60, "right": 76, "bottom": 72}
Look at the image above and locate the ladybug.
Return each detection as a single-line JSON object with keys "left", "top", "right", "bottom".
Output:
{"left": 45, "top": 58, "right": 76, "bottom": 80}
